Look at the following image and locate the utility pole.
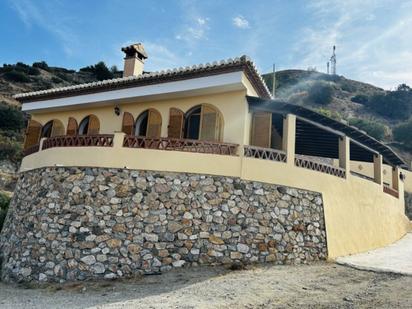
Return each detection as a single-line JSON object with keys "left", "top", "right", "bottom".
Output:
{"left": 272, "top": 63, "right": 276, "bottom": 98}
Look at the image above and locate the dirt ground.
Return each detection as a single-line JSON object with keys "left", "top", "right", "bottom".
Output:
{"left": 0, "top": 262, "right": 411, "bottom": 309}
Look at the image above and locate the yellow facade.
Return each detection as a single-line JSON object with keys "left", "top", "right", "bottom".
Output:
{"left": 21, "top": 132, "right": 411, "bottom": 259}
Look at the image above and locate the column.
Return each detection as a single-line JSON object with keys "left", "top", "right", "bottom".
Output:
{"left": 338, "top": 136, "right": 350, "bottom": 179}
{"left": 282, "top": 114, "right": 296, "bottom": 166}
{"left": 373, "top": 154, "right": 383, "bottom": 185}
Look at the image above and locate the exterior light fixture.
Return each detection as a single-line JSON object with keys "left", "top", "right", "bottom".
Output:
{"left": 114, "top": 105, "right": 121, "bottom": 116}
{"left": 400, "top": 172, "right": 406, "bottom": 182}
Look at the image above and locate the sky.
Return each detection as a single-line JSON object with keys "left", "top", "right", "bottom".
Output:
{"left": 1, "top": 0, "right": 412, "bottom": 89}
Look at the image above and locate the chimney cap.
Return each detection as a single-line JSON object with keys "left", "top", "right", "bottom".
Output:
{"left": 121, "top": 43, "right": 148, "bottom": 59}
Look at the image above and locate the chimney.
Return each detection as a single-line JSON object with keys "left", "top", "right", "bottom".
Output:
{"left": 121, "top": 43, "right": 148, "bottom": 77}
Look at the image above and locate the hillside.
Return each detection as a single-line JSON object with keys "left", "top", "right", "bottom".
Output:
{"left": 262, "top": 70, "right": 412, "bottom": 163}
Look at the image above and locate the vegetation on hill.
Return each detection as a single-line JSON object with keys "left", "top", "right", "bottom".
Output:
{"left": 262, "top": 70, "right": 412, "bottom": 164}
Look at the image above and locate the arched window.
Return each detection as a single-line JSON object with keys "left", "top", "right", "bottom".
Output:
{"left": 135, "top": 109, "right": 162, "bottom": 138}
{"left": 184, "top": 104, "right": 223, "bottom": 141}
{"left": 78, "top": 115, "right": 100, "bottom": 135}
{"left": 41, "top": 119, "right": 65, "bottom": 138}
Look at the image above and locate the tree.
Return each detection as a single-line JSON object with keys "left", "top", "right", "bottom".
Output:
{"left": 393, "top": 119, "right": 412, "bottom": 145}
{"left": 348, "top": 118, "right": 386, "bottom": 140}
{"left": 396, "top": 83, "right": 411, "bottom": 92}
{"left": 0, "top": 102, "right": 24, "bottom": 131}
{"left": 93, "top": 61, "right": 113, "bottom": 80}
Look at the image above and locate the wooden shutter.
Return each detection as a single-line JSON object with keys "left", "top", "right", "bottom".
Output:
{"left": 122, "top": 112, "right": 134, "bottom": 135}
{"left": 87, "top": 115, "right": 100, "bottom": 135}
{"left": 168, "top": 108, "right": 184, "bottom": 138}
{"left": 146, "top": 109, "right": 162, "bottom": 138}
{"left": 23, "top": 119, "right": 42, "bottom": 150}
{"left": 51, "top": 120, "right": 64, "bottom": 137}
{"left": 199, "top": 105, "right": 220, "bottom": 141}
{"left": 66, "top": 117, "right": 78, "bottom": 136}
{"left": 251, "top": 112, "right": 272, "bottom": 148}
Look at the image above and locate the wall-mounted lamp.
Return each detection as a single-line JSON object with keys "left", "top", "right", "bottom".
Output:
{"left": 400, "top": 172, "right": 406, "bottom": 182}
{"left": 114, "top": 105, "right": 121, "bottom": 116}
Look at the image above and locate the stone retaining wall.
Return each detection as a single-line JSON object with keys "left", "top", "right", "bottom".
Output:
{"left": 0, "top": 167, "right": 327, "bottom": 283}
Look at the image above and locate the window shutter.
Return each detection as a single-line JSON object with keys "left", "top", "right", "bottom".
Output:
{"left": 122, "top": 112, "right": 134, "bottom": 135}
{"left": 199, "top": 105, "right": 220, "bottom": 141}
{"left": 66, "top": 117, "right": 78, "bottom": 136}
{"left": 146, "top": 109, "right": 162, "bottom": 138}
{"left": 87, "top": 115, "right": 100, "bottom": 135}
{"left": 51, "top": 120, "right": 65, "bottom": 137}
{"left": 251, "top": 112, "right": 272, "bottom": 148}
{"left": 23, "top": 119, "right": 42, "bottom": 150}
{"left": 168, "top": 108, "right": 184, "bottom": 138}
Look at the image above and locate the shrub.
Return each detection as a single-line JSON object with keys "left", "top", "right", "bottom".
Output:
{"left": 28, "top": 67, "right": 41, "bottom": 76}
{"left": 0, "top": 192, "right": 10, "bottom": 231}
{"left": 307, "top": 81, "right": 334, "bottom": 105}
{"left": 393, "top": 119, "right": 412, "bottom": 145}
{"left": 0, "top": 103, "right": 24, "bottom": 131}
{"left": 316, "top": 108, "right": 342, "bottom": 121}
{"left": 3, "top": 70, "right": 31, "bottom": 83}
{"left": 351, "top": 94, "right": 369, "bottom": 105}
{"left": 348, "top": 118, "right": 386, "bottom": 140}
{"left": 0, "top": 137, "right": 22, "bottom": 162}
{"left": 80, "top": 62, "right": 114, "bottom": 81}
{"left": 366, "top": 91, "right": 412, "bottom": 120}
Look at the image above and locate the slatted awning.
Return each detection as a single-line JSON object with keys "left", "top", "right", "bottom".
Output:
{"left": 247, "top": 96, "right": 407, "bottom": 168}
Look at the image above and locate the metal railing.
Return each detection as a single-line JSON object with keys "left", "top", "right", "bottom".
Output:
{"left": 295, "top": 154, "right": 346, "bottom": 178}
{"left": 123, "top": 136, "right": 238, "bottom": 156}
{"left": 22, "top": 144, "right": 40, "bottom": 157}
{"left": 243, "top": 145, "right": 287, "bottom": 163}
{"left": 42, "top": 134, "right": 114, "bottom": 150}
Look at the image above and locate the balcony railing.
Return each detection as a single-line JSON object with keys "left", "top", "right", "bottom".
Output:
{"left": 383, "top": 185, "right": 399, "bottom": 198}
{"left": 23, "top": 144, "right": 40, "bottom": 157}
{"left": 123, "top": 135, "right": 239, "bottom": 156}
{"left": 295, "top": 154, "right": 346, "bottom": 178}
{"left": 243, "top": 145, "right": 287, "bottom": 163}
{"left": 42, "top": 134, "right": 114, "bottom": 150}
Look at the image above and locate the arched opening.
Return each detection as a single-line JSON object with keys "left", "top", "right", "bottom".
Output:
{"left": 184, "top": 104, "right": 223, "bottom": 141}
{"left": 78, "top": 115, "right": 100, "bottom": 135}
{"left": 41, "top": 119, "right": 65, "bottom": 138}
{"left": 134, "top": 109, "right": 162, "bottom": 138}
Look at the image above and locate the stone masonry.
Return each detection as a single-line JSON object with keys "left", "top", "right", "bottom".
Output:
{"left": 0, "top": 167, "right": 327, "bottom": 283}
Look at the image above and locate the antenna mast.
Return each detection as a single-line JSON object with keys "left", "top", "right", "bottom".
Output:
{"left": 330, "top": 45, "right": 336, "bottom": 75}
{"left": 327, "top": 62, "right": 330, "bottom": 74}
{"left": 272, "top": 63, "right": 276, "bottom": 98}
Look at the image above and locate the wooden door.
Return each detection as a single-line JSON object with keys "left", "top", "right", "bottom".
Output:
{"left": 168, "top": 108, "right": 184, "bottom": 138}
{"left": 146, "top": 109, "right": 162, "bottom": 138}
{"left": 122, "top": 112, "right": 135, "bottom": 135}
{"left": 23, "top": 119, "right": 42, "bottom": 150}
{"left": 87, "top": 115, "right": 100, "bottom": 135}
{"left": 251, "top": 112, "right": 272, "bottom": 148}
{"left": 66, "top": 117, "right": 78, "bottom": 135}
{"left": 199, "top": 105, "right": 221, "bottom": 141}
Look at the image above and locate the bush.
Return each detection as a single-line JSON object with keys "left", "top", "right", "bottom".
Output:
{"left": 0, "top": 137, "right": 22, "bottom": 162}
{"left": 307, "top": 81, "right": 334, "bottom": 105}
{"left": 28, "top": 67, "right": 41, "bottom": 76}
{"left": 0, "top": 103, "right": 24, "bottom": 131}
{"left": 0, "top": 192, "right": 10, "bottom": 231}
{"left": 348, "top": 118, "right": 386, "bottom": 140}
{"left": 366, "top": 91, "right": 412, "bottom": 120}
{"left": 3, "top": 70, "right": 31, "bottom": 83}
{"left": 316, "top": 108, "right": 341, "bottom": 121}
{"left": 80, "top": 61, "right": 113, "bottom": 81}
{"left": 351, "top": 94, "right": 369, "bottom": 105}
{"left": 393, "top": 119, "right": 412, "bottom": 145}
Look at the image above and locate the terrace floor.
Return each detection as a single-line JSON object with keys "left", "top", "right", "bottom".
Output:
{"left": 337, "top": 232, "right": 412, "bottom": 276}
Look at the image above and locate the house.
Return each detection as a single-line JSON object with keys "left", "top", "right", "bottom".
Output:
{"left": 0, "top": 43, "right": 410, "bottom": 283}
